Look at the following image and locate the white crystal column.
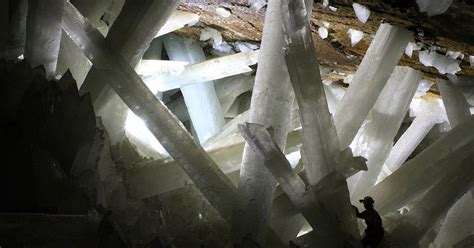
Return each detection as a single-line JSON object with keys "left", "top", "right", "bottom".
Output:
{"left": 79, "top": 0, "right": 180, "bottom": 144}
{"left": 438, "top": 79, "right": 471, "bottom": 128}
{"left": 389, "top": 149, "right": 474, "bottom": 246}
{"left": 56, "top": 0, "right": 112, "bottom": 87}
{"left": 24, "top": 0, "right": 64, "bottom": 78}
{"left": 377, "top": 107, "right": 438, "bottom": 182}
{"left": 141, "top": 50, "right": 259, "bottom": 92}
{"left": 232, "top": 0, "right": 295, "bottom": 245}
{"left": 334, "top": 24, "right": 412, "bottom": 148}
{"left": 350, "top": 67, "right": 421, "bottom": 198}
{"left": 433, "top": 193, "right": 474, "bottom": 247}
{"left": 364, "top": 116, "right": 474, "bottom": 215}
{"left": 163, "top": 34, "right": 225, "bottom": 144}
{"left": 281, "top": 0, "right": 359, "bottom": 239}
{"left": 239, "top": 122, "right": 360, "bottom": 246}
{"left": 61, "top": 1, "right": 237, "bottom": 221}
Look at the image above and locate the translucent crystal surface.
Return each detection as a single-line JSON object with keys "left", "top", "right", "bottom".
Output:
{"left": 334, "top": 23, "right": 412, "bottom": 149}
{"left": 156, "top": 10, "right": 199, "bottom": 37}
{"left": 62, "top": 1, "right": 237, "bottom": 221}
{"left": 350, "top": 67, "right": 421, "bottom": 198}
{"left": 390, "top": 148, "right": 474, "bottom": 246}
{"left": 347, "top": 28, "right": 364, "bottom": 47}
{"left": 163, "top": 34, "right": 225, "bottom": 144}
{"left": 24, "top": 0, "right": 64, "bottom": 78}
{"left": 232, "top": 0, "right": 295, "bottom": 245}
{"left": 417, "top": 0, "right": 453, "bottom": 16}
{"left": 352, "top": 3, "right": 371, "bottom": 23}
{"left": 438, "top": 79, "right": 471, "bottom": 128}
{"left": 377, "top": 102, "right": 441, "bottom": 183}
{"left": 141, "top": 50, "right": 259, "bottom": 92}
{"left": 364, "top": 116, "right": 474, "bottom": 215}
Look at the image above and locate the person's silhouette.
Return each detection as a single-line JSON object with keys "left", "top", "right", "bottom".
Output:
{"left": 352, "top": 196, "right": 384, "bottom": 248}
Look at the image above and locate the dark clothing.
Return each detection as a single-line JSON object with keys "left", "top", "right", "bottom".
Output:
{"left": 355, "top": 207, "right": 384, "bottom": 248}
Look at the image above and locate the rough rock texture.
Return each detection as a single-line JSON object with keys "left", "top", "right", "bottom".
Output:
{"left": 177, "top": 0, "right": 474, "bottom": 92}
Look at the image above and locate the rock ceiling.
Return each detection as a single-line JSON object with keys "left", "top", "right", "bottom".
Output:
{"left": 176, "top": 0, "right": 474, "bottom": 95}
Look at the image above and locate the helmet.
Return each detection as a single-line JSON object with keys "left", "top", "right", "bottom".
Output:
{"left": 359, "top": 196, "right": 375, "bottom": 205}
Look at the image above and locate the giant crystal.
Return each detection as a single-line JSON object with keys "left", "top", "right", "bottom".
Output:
{"left": 239, "top": 123, "right": 359, "bottom": 246}
{"left": 364, "top": 115, "right": 474, "bottom": 214}
{"left": 334, "top": 24, "right": 412, "bottom": 148}
{"left": 231, "top": 0, "right": 295, "bottom": 245}
{"left": 61, "top": 1, "right": 237, "bottom": 221}
{"left": 389, "top": 147, "right": 474, "bottom": 246}
{"left": 79, "top": 0, "right": 180, "bottom": 145}
{"left": 350, "top": 66, "right": 421, "bottom": 198}
{"left": 24, "top": 0, "right": 64, "bottom": 78}
{"left": 377, "top": 102, "right": 441, "bottom": 182}
{"left": 438, "top": 79, "right": 471, "bottom": 128}
{"left": 281, "top": 0, "right": 359, "bottom": 240}
{"left": 163, "top": 34, "right": 225, "bottom": 144}
{"left": 141, "top": 50, "right": 259, "bottom": 92}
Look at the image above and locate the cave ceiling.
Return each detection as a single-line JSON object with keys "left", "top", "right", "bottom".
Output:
{"left": 176, "top": 0, "right": 474, "bottom": 95}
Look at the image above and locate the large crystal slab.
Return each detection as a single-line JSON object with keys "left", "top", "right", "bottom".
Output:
{"left": 127, "top": 129, "right": 302, "bottom": 198}
{"left": 281, "top": 0, "right": 360, "bottom": 241}
{"left": 24, "top": 0, "right": 64, "bottom": 78}
{"left": 364, "top": 115, "right": 474, "bottom": 214}
{"left": 61, "top": 2, "right": 237, "bottom": 220}
{"left": 163, "top": 34, "right": 225, "bottom": 144}
{"left": 141, "top": 50, "right": 259, "bottom": 92}
{"left": 4, "top": 0, "right": 27, "bottom": 60}
{"left": 239, "top": 123, "right": 359, "bottom": 246}
{"left": 79, "top": 0, "right": 180, "bottom": 102}
{"left": 56, "top": 32, "right": 92, "bottom": 88}
{"left": 215, "top": 75, "right": 254, "bottom": 114}
{"left": 377, "top": 103, "right": 440, "bottom": 182}
{"left": 282, "top": 0, "right": 340, "bottom": 184}
{"left": 389, "top": 147, "right": 474, "bottom": 246}
{"left": 80, "top": 0, "right": 180, "bottom": 145}
{"left": 155, "top": 10, "right": 200, "bottom": 37}
{"left": 433, "top": 193, "right": 474, "bottom": 247}
{"left": 56, "top": 0, "right": 112, "bottom": 87}
{"left": 334, "top": 24, "right": 412, "bottom": 148}
{"left": 231, "top": 0, "right": 295, "bottom": 245}
{"left": 438, "top": 79, "right": 471, "bottom": 128}
{"left": 350, "top": 67, "right": 421, "bottom": 198}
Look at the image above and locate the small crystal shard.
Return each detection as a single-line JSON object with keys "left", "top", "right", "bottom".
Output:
{"left": 419, "top": 50, "right": 461, "bottom": 75}
{"left": 415, "top": 79, "right": 434, "bottom": 97}
{"left": 446, "top": 50, "right": 463, "bottom": 60}
{"left": 216, "top": 7, "right": 231, "bottom": 18}
{"left": 347, "top": 28, "right": 364, "bottom": 47}
{"left": 200, "top": 27, "right": 223, "bottom": 46}
{"left": 156, "top": 10, "right": 200, "bottom": 37}
{"left": 352, "top": 3, "right": 371, "bottom": 23}
{"left": 405, "top": 42, "right": 423, "bottom": 58}
{"left": 417, "top": 0, "right": 453, "bottom": 16}
{"left": 318, "top": 26, "right": 328, "bottom": 39}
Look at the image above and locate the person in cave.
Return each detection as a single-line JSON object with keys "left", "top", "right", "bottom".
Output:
{"left": 352, "top": 196, "right": 384, "bottom": 248}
